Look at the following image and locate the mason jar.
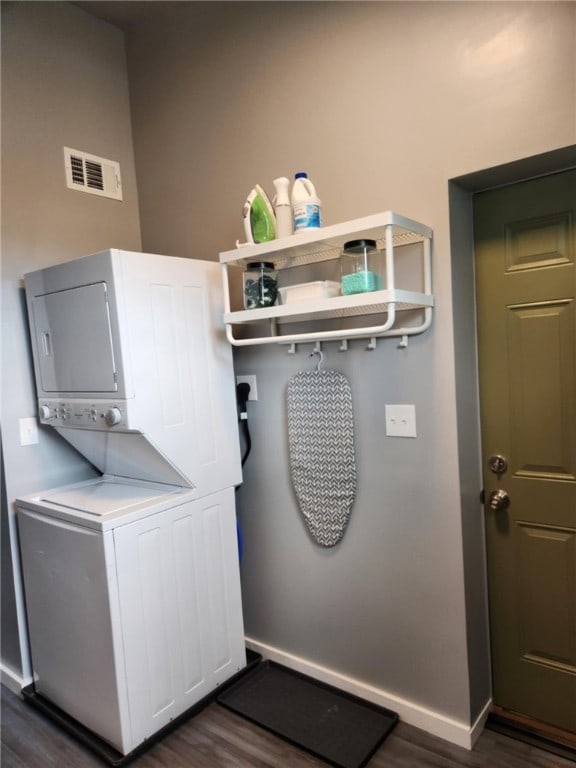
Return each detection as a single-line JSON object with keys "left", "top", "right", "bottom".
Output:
{"left": 243, "top": 261, "right": 278, "bottom": 309}
{"left": 340, "top": 239, "right": 383, "bottom": 295}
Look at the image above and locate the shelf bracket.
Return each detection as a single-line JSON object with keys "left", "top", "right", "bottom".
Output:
{"left": 367, "top": 337, "right": 377, "bottom": 351}
{"left": 339, "top": 339, "right": 348, "bottom": 352}
{"left": 313, "top": 341, "right": 322, "bottom": 354}
{"left": 287, "top": 343, "right": 297, "bottom": 355}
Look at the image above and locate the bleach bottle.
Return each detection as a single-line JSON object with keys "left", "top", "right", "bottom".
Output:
{"left": 291, "top": 172, "right": 321, "bottom": 231}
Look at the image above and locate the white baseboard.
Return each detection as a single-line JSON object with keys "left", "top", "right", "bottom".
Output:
{"left": 0, "top": 662, "right": 30, "bottom": 695}
{"left": 245, "top": 636, "right": 492, "bottom": 751}
{"left": 469, "top": 697, "right": 493, "bottom": 747}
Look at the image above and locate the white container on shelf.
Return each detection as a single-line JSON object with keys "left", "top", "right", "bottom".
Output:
{"left": 279, "top": 280, "right": 340, "bottom": 304}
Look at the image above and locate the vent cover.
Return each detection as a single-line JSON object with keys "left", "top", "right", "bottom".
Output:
{"left": 63, "top": 147, "right": 122, "bottom": 200}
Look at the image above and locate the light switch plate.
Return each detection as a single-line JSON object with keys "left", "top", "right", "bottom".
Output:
{"left": 19, "top": 417, "right": 39, "bottom": 445}
{"left": 385, "top": 404, "right": 417, "bottom": 438}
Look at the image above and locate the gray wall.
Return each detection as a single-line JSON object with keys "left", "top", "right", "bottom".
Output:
{"left": 1, "top": 1, "right": 141, "bottom": 681}
{"left": 123, "top": 0, "right": 576, "bottom": 729}
{"left": 2, "top": 0, "right": 575, "bottom": 742}
{"left": 0, "top": 437, "right": 20, "bottom": 671}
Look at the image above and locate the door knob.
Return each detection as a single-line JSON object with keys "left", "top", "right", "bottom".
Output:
{"left": 489, "top": 489, "right": 510, "bottom": 511}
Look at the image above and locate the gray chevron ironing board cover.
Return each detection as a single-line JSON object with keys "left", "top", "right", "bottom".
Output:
{"left": 287, "top": 369, "right": 357, "bottom": 547}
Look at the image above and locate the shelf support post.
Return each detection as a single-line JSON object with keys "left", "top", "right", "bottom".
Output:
{"left": 385, "top": 223, "right": 395, "bottom": 292}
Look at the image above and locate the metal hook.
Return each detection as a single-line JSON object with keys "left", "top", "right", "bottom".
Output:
{"left": 398, "top": 335, "right": 408, "bottom": 349}
{"left": 310, "top": 348, "right": 324, "bottom": 371}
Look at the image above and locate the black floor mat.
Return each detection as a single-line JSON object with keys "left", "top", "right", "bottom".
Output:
{"left": 21, "top": 650, "right": 262, "bottom": 766}
{"left": 217, "top": 661, "right": 398, "bottom": 768}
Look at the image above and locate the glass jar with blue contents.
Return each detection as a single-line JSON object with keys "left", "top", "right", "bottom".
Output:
{"left": 243, "top": 261, "right": 278, "bottom": 309}
{"left": 340, "top": 239, "right": 383, "bottom": 295}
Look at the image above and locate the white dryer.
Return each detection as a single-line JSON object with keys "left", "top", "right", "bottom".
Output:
{"left": 16, "top": 250, "right": 246, "bottom": 759}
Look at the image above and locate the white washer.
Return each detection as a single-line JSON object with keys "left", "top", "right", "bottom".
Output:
{"left": 17, "top": 251, "right": 246, "bottom": 758}
{"left": 17, "top": 478, "right": 244, "bottom": 755}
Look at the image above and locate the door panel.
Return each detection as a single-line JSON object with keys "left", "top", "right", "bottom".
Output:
{"left": 112, "top": 489, "right": 246, "bottom": 749}
{"left": 508, "top": 300, "right": 575, "bottom": 479}
{"left": 32, "top": 282, "right": 117, "bottom": 393}
{"left": 16, "top": 509, "right": 126, "bottom": 751}
{"left": 516, "top": 523, "right": 576, "bottom": 669}
{"left": 474, "top": 169, "right": 576, "bottom": 732}
{"left": 505, "top": 211, "right": 572, "bottom": 271}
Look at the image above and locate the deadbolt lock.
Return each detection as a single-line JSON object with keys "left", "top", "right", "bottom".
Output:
{"left": 489, "top": 489, "right": 510, "bottom": 511}
{"left": 488, "top": 454, "right": 508, "bottom": 474}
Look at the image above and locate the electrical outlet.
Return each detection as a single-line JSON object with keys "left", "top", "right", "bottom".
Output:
{"left": 236, "top": 375, "right": 258, "bottom": 401}
{"left": 385, "top": 404, "right": 417, "bottom": 438}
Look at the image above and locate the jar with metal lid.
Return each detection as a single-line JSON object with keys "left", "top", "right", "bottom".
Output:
{"left": 340, "top": 239, "right": 383, "bottom": 295}
{"left": 243, "top": 262, "right": 278, "bottom": 309}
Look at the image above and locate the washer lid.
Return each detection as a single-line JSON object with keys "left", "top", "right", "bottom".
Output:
{"left": 40, "top": 479, "right": 178, "bottom": 516}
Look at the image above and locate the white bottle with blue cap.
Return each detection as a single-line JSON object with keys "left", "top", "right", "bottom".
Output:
{"left": 291, "top": 172, "right": 322, "bottom": 231}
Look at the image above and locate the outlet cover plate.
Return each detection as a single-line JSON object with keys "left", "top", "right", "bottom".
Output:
{"left": 236, "top": 375, "right": 258, "bottom": 401}
{"left": 385, "top": 404, "right": 416, "bottom": 438}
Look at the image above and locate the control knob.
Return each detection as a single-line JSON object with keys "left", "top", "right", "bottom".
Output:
{"left": 104, "top": 407, "right": 122, "bottom": 427}
{"left": 39, "top": 405, "right": 52, "bottom": 420}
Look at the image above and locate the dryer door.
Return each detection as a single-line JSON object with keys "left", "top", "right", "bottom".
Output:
{"left": 32, "top": 282, "right": 117, "bottom": 393}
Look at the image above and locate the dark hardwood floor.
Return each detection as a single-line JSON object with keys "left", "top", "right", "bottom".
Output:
{"left": 1, "top": 684, "right": 574, "bottom": 768}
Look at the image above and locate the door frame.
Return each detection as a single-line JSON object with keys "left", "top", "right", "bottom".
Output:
{"left": 448, "top": 144, "right": 576, "bottom": 728}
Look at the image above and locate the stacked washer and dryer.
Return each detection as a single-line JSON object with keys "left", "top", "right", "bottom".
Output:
{"left": 16, "top": 249, "right": 246, "bottom": 760}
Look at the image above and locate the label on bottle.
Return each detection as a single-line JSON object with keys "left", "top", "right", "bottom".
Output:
{"left": 293, "top": 203, "right": 321, "bottom": 231}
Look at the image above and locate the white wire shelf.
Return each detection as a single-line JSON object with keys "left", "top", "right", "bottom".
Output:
{"left": 219, "top": 211, "right": 432, "bottom": 270}
{"left": 224, "top": 288, "right": 433, "bottom": 325}
{"left": 219, "top": 211, "right": 434, "bottom": 348}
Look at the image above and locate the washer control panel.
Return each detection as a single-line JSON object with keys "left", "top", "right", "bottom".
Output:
{"left": 38, "top": 400, "right": 127, "bottom": 429}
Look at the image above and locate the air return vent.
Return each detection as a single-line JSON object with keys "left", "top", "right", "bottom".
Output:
{"left": 63, "top": 147, "right": 122, "bottom": 200}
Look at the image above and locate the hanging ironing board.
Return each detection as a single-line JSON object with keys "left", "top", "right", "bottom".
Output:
{"left": 287, "top": 362, "right": 357, "bottom": 547}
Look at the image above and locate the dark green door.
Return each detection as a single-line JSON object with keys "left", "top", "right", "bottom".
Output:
{"left": 474, "top": 170, "right": 576, "bottom": 731}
